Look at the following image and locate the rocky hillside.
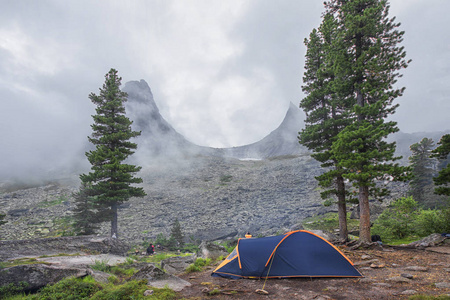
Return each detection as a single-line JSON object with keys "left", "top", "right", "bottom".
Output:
{"left": 0, "top": 155, "right": 328, "bottom": 243}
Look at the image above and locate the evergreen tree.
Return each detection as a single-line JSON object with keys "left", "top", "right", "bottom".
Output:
{"left": 72, "top": 183, "right": 104, "bottom": 235}
{"left": 81, "top": 68, "right": 146, "bottom": 238}
{"left": 299, "top": 13, "right": 354, "bottom": 241}
{"left": 431, "top": 134, "right": 450, "bottom": 196}
{"left": 409, "top": 138, "right": 436, "bottom": 204}
{"left": 170, "top": 218, "right": 184, "bottom": 248}
{"left": 325, "top": 0, "right": 410, "bottom": 243}
{"left": 0, "top": 213, "right": 6, "bottom": 227}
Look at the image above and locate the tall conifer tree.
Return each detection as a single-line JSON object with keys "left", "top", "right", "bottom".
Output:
{"left": 409, "top": 138, "right": 436, "bottom": 205}
{"left": 299, "top": 13, "right": 354, "bottom": 241}
{"left": 326, "top": 0, "right": 410, "bottom": 243}
{"left": 431, "top": 134, "right": 450, "bottom": 196}
{"left": 81, "top": 68, "right": 146, "bottom": 238}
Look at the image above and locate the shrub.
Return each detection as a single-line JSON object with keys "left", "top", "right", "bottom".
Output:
{"left": 31, "top": 276, "right": 101, "bottom": 300}
{"left": 372, "top": 197, "right": 419, "bottom": 240}
{"left": 90, "top": 280, "right": 148, "bottom": 300}
{"left": 185, "top": 258, "right": 212, "bottom": 273}
{"left": 0, "top": 282, "right": 29, "bottom": 299}
{"left": 90, "top": 259, "right": 110, "bottom": 272}
{"left": 415, "top": 208, "right": 450, "bottom": 236}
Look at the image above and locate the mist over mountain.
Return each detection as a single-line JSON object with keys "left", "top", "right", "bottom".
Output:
{"left": 123, "top": 79, "right": 448, "bottom": 164}
{"left": 123, "top": 79, "right": 307, "bottom": 162}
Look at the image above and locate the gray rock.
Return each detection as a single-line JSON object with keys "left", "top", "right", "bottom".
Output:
{"left": 401, "top": 273, "right": 414, "bottom": 279}
{"left": 404, "top": 266, "right": 428, "bottom": 272}
{"left": 87, "top": 269, "right": 111, "bottom": 284}
{"left": 354, "top": 259, "right": 379, "bottom": 266}
{"left": 372, "top": 283, "right": 392, "bottom": 287}
{"left": 161, "top": 254, "right": 196, "bottom": 274}
{"left": 401, "top": 290, "right": 417, "bottom": 295}
{"left": 386, "top": 276, "right": 410, "bottom": 283}
{"left": 0, "top": 264, "right": 87, "bottom": 293}
{"left": 198, "top": 241, "right": 228, "bottom": 260}
{"left": 130, "top": 264, "right": 191, "bottom": 292}
{"left": 408, "top": 233, "right": 446, "bottom": 247}
{"left": 359, "top": 278, "right": 374, "bottom": 283}
{"left": 435, "top": 282, "right": 450, "bottom": 289}
{"left": 0, "top": 236, "right": 130, "bottom": 261}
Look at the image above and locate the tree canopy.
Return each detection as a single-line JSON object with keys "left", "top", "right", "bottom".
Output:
{"left": 80, "top": 68, "right": 146, "bottom": 238}
{"left": 300, "top": 0, "right": 410, "bottom": 243}
{"left": 431, "top": 134, "right": 450, "bottom": 196}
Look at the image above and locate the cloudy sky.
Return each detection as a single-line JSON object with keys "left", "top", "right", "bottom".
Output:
{"left": 1, "top": 0, "right": 450, "bottom": 178}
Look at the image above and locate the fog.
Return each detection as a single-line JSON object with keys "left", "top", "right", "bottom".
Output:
{"left": 1, "top": 1, "right": 449, "bottom": 182}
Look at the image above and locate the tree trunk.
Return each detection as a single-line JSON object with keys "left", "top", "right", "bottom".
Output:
{"left": 358, "top": 185, "right": 371, "bottom": 243}
{"left": 336, "top": 175, "right": 348, "bottom": 242}
{"left": 111, "top": 202, "right": 118, "bottom": 238}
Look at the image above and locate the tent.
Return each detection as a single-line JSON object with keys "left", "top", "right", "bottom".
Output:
{"left": 212, "top": 230, "right": 362, "bottom": 279}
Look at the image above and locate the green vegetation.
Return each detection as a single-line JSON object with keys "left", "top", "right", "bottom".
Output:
{"left": 220, "top": 175, "right": 233, "bottom": 183}
{"left": 0, "top": 258, "right": 50, "bottom": 269}
{"left": 0, "top": 276, "right": 178, "bottom": 300}
{"left": 79, "top": 68, "right": 146, "bottom": 238}
{"left": 409, "top": 138, "right": 436, "bottom": 206}
{"left": 169, "top": 218, "right": 184, "bottom": 248}
{"left": 372, "top": 197, "right": 450, "bottom": 243}
{"left": 299, "top": 0, "right": 411, "bottom": 243}
{"left": 0, "top": 282, "right": 29, "bottom": 299}
{"left": 302, "top": 213, "right": 359, "bottom": 233}
{"left": 185, "top": 258, "right": 212, "bottom": 273}
{"left": 409, "top": 295, "right": 450, "bottom": 300}
{"left": 90, "top": 258, "right": 111, "bottom": 272}
{"left": 431, "top": 134, "right": 450, "bottom": 196}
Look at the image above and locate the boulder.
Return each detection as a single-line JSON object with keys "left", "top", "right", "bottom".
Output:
{"left": 161, "top": 254, "right": 196, "bottom": 274}
{"left": 197, "top": 241, "right": 228, "bottom": 260}
{"left": 0, "top": 264, "right": 87, "bottom": 293}
{"left": 408, "top": 233, "right": 447, "bottom": 248}
{"left": 0, "top": 236, "right": 130, "bottom": 261}
{"left": 130, "top": 264, "right": 191, "bottom": 292}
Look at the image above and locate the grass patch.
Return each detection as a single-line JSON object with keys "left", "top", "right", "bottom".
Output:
{"left": 90, "top": 259, "right": 110, "bottom": 272}
{"left": 301, "top": 212, "right": 359, "bottom": 232}
{"left": 185, "top": 258, "right": 212, "bottom": 273}
{"left": 0, "top": 257, "right": 51, "bottom": 269}
{"left": 38, "top": 253, "right": 80, "bottom": 258}
{"left": 409, "top": 295, "right": 450, "bottom": 300}
{"left": 0, "top": 276, "right": 179, "bottom": 300}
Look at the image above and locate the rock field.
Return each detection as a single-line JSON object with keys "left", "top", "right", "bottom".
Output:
{"left": 0, "top": 154, "right": 406, "bottom": 244}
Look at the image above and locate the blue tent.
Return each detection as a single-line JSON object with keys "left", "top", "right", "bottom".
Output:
{"left": 212, "top": 230, "right": 362, "bottom": 279}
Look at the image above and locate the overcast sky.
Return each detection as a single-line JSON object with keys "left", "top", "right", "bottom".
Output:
{"left": 1, "top": 0, "right": 450, "bottom": 178}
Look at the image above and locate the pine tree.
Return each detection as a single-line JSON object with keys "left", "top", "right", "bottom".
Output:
{"left": 170, "top": 218, "right": 184, "bottom": 248}
{"left": 431, "top": 134, "right": 450, "bottom": 196}
{"left": 409, "top": 138, "right": 436, "bottom": 205}
{"left": 299, "top": 13, "right": 354, "bottom": 241}
{"left": 72, "top": 183, "right": 104, "bottom": 235}
{"left": 81, "top": 68, "right": 146, "bottom": 238}
{"left": 325, "top": 0, "right": 410, "bottom": 243}
{"left": 0, "top": 213, "right": 6, "bottom": 226}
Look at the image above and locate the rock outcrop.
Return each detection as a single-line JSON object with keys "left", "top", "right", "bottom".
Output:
{"left": 0, "top": 264, "right": 87, "bottom": 293}
{"left": 0, "top": 236, "right": 129, "bottom": 261}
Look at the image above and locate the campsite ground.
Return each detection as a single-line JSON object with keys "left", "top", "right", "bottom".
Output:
{"left": 178, "top": 245, "right": 450, "bottom": 299}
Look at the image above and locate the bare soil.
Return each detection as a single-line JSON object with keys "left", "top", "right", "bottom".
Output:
{"left": 178, "top": 245, "right": 450, "bottom": 300}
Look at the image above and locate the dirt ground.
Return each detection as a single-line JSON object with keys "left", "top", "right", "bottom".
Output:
{"left": 178, "top": 245, "right": 450, "bottom": 300}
